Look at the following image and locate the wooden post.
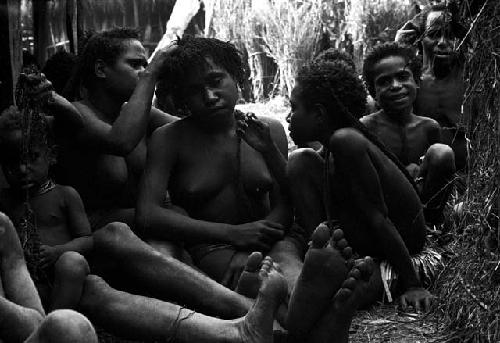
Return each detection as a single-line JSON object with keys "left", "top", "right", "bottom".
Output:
{"left": 66, "top": 0, "right": 78, "bottom": 54}
{"left": 33, "top": 0, "right": 49, "bottom": 66}
{"left": 0, "top": 0, "right": 21, "bottom": 109}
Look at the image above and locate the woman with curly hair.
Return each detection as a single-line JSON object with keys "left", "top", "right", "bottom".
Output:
{"left": 285, "top": 59, "right": 434, "bottom": 313}
{"left": 136, "top": 36, "right": 292, "bottom": 288}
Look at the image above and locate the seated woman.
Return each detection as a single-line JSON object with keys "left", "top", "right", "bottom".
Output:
{"left": 136, "top": 36, "right": 292, "bottom": 287}
{"left": 285, "top": 59, "right": 435, "bottom": 311}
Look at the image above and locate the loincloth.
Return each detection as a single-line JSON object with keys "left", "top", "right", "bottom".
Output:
{"left": 378, "top": 245, "right": 443, "bottom": 303}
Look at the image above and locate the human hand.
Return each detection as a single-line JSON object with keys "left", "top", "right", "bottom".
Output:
{"left": 39, "top": 245, "right": 61, "bottom": 269}
{"left": 147, "top": 41, "right": 178, "bottom": 77}
{"left": 232, "top": 220, "right": 285, "bottom": 251}
{"left": 405, "top": 163, "right": 421, "bottom": 180}
{"left": 395, "top": 21, "right": 420, "bottom": 44}
{"left": 236, "top": 112, "right": 274, "bottom": 153}
{"left": 18, "top": 72, "right": 54, "bottom": 106}
{"left": 399, "top": 287, "right": 434, "bottom": 312}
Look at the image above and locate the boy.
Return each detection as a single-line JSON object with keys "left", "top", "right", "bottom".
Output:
{"left": 361, "top": 42, "right": 456, "bottom": 227}
{"left": 0, "top": 107, "right": 92, "bottom": 311}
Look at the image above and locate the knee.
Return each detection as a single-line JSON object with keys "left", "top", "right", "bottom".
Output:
{"left": 38, "top": 310, "right": 97, "bottom": 343}
{"left": 93, "top": 221, "right": 132, "bottom": 249}
{"left": 54, "top": 252, "right": 89, "bottom": 279}
{"left": 287, "top": 148, "right": 322, "bottom": 180}
{"left": 425, "top": 143, "right": 456, "bottom": 175}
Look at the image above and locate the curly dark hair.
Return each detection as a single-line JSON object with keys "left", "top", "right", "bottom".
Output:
{"left": 362, "top": 42, "right": 422, "bottom": 98}
{"left": 42, "top": 50, "right": 76, "bottom": 94}
{"left": 158, "top": 36, "right": 245, "bottom": 111}
{"left": 0, "top": 110, "right": 53, "bottom": 157}
{"left": 295, "top": 60, "right": 366, "bottom": 120}
{"left": 296, "top": 60, "right": 419, "bottom": 192}
{"left": 63, "top": 27, "right": 140, "bottom": 100}
{"left": 314, "top": 48, "right": 356, "bottom": 71}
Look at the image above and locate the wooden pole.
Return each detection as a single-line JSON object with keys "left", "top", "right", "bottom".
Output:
{"left": 33, "top": 0, "right": 49, "bottom": 66}
{"left": 66, "top": 0, "right": 78, "bottom": 54}
{"left": 0, "top": 0, "right": 21, "bottom": 108}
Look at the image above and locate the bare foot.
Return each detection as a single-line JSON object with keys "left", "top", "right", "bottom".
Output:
{"left": 235, "top": 252, "right": 265, "bottom": 298}
{"left": 286, "top": 224, "right": 353, "bottom": 342}
{"left": 235, "top": 257, "right": 288, "bottom": 343}
{"left": 308, "top": 256, "right": 375, "bottom": 343}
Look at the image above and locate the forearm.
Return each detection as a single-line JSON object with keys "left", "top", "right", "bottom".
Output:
{"left": 110, "top": 72, "right": 157, "bottom": 149}
{"left": 48, "top": 92, "right": 84, "bottom": 130}
{"left": 0, "top": 297, "right": 43, "bottom": 342}
{"left": 137, "top": 205, "right": 233, "bottom": 244}
{"left": 261, "top": 142, "right": 288, "bottom": 191}
{"left": 375, "top": 219, "right": 421, "bottom": 289}
{"left": 54, "top": 236, "right": 93, "bottom": 257}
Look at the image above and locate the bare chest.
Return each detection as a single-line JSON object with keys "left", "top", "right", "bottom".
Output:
{"left": 416, "top": 77, "right": 465, "bottom": 125}
{"left": 171, "top": 140, "right": 273, "bottom": 205}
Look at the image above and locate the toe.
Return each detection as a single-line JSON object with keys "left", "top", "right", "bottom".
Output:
{"left": 342, "top": 277, "right": 357, "bottom": 291}
{"left": 348, "top": 267, "right": 361, "bottom": 280}
{"left": 311, "top": 224, "right": 330, "bottom": 248}
{"left": 336, "top": 238, "right": 349, "bottom": 250}
{"left": 245, "top": 252, "right": 264, "bottom": 272}
{"left": 342, "top": 247, "right": 353, "bottom": 259}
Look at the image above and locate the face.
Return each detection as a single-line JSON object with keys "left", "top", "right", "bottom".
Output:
{"left": 1, "top": 134, "right": 53, "bottom": 191}
{"left": 372, "top": 55, "right": 418, "bottom": 114}
{"left": 103, "top": 39, "right": 148, "bottom": 100}
{"left": 180, "top": 58, "right": 239, "bottom": 124}
{"left": 422, "top": 10, "right": 459, "bottom": 65}
{"left": 287, "top": 86, "right": 317, "bottom": 145}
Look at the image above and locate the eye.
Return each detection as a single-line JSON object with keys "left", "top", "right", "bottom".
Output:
{"left": 376, "top": 76, "right": 391, "bottom": 87}
{"left": 396, "top": 71, "right": 411, "bottom": 82}
{"left": 207, "top": 77, "right": 223, "bottom": 87}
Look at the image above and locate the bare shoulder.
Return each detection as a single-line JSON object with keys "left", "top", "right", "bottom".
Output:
{"left": 414, "top": 115, "right": 440, "bottom": 129}
{"left": 258, "top": 115, "right": 286, "bottom": 135}
{"left": 149, "top": 106, "right": 179, "bottom": 131}
{"left": 257, "top": 115, "right": 288, "bottom": 152}
{"left": 360, "top": 111, "right": 383, "bottom": 128}
{"left": 329, "top": 127, "right": 368, "bottom": 156}
{"left": 53, "top": 184, "right": 83, "bottom": 205}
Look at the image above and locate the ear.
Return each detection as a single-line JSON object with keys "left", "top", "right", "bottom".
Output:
{"left": 94, "top": 59, "right": 107, "bottom": 79}
{"left": 313, "top": 103, "right": 329, "bottom": 124}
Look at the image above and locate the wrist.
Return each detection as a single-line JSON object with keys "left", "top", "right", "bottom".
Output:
{"left": 139, "top": 69, "right": 159, "bottom": 81}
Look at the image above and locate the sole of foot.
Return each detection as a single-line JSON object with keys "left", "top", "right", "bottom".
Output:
{"left": 236, "top": 257, "right": 287, "bottom": 343}
{"left": 286, "top": 223, "right": 353, "bottom": 341}
{"left": 308, "top": 256, "right": 375, "bottom": 343}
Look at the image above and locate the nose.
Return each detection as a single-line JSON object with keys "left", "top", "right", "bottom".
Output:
{"left": 437, "top": 33, "right": 450, "bottom": 49}
{"left": 286, "top": 112, "right": 292, "bottom": 123}
{"left": 19, "top": 163, "right": 28, "bottom": 175}
{"left": 390, "top": 78, "right": 402, "bottom": 89}
{"left": 204, "top": 87, "right": 218, "bottom": 104}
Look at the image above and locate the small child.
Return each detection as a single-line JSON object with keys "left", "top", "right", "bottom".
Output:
{"left": 0, "top": 106, "right": 92, "bottom": 311}
{"left": 361, "top": 42, "right": 456, "bottom": 227}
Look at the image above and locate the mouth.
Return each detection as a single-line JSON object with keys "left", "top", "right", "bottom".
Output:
{"left": 390, "top": 93, "right": 408, "bottom": 101}
{"left": 20, "top": 181, "right": 35, "bottom": 190}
